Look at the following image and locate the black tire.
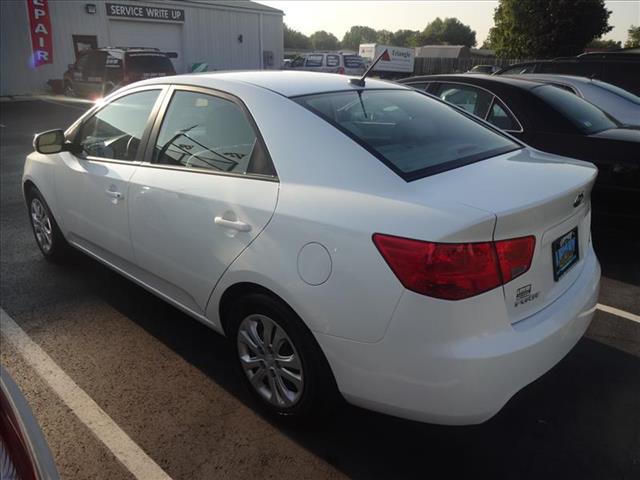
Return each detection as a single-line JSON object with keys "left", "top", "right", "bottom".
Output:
{"left": 63, "top": 80, "right": 75, "bottom": 97}
{"left": 227, "top": 292, "right": 340, "bottom": 422}
{"left": 26, "top": 187, "right": 71, "bottom": 263}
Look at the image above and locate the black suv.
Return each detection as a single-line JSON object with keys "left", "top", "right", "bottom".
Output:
{"left": 494, "top": 51, "right": 640, "bottom": 95}
{"left": 63, "top": 47, "right": 177, "bottom": 98}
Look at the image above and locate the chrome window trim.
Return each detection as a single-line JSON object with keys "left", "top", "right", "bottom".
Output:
{"left": 435, "top": 80, "right": 525, "bottom": 133}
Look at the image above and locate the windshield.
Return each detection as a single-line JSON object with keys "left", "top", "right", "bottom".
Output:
{"left": 533, "top": 84, "right": 619, "bottom": 134}
{"left": 295, "top": 89, "right": 520, "bottom": 180}
{"left": 591, "top": 80, "right": 640, "bottom": 105}
{"left": 126, "top": 53, "right": 175, "bottom": 75}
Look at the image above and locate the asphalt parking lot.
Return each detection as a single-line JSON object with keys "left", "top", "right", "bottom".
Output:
{"left": 1, "top": 98, "right": 639, "bottom": 480}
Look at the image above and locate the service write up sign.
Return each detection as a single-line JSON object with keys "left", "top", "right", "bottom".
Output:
{"left": 106, "top": 3, "right": 185, "bottom": 22}
{"left": 27, "top": 0, "right": 53, "bottom": 67}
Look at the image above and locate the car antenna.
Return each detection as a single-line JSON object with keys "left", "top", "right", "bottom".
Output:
{"left": 349, "top": 49, "right": 389, "bottom": 87}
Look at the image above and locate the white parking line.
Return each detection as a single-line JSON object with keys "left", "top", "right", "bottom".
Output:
{"left": 0, "top": 308, "right": 172, "bottom": 480}
{"left": 596, "top": 303, "right": 640, "bottom": 324}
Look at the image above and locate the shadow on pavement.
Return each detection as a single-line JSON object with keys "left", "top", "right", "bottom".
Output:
{"left": 64, "top": 252, "right": 640, "bottom": 480}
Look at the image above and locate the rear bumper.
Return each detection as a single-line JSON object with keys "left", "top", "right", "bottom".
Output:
{"left": 317, "top": 243, "right": 600, "bottom": 425}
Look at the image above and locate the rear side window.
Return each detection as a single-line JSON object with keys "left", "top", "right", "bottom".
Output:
{"left": 86, "top": 51, "right": 107, "bottom": 77}
{"left": 533, "top": 84, "right": 618, "bottom": 134}
{"left": 344, "top": 55, "right": 365, "bottom": 68}
{"left": 326, "top": 55, "right": 340, "bottom": 67}
{"left": 305, "top": 55, "right": 324, "bottom": 67}
{"left": 295, "top": 89, "right": 520, "bottom": 180}
{"left": 126, "top": 53, "right": 175, "bottom": 75}
{"left": 153, "top": 90, "right": 275, "bottom": 176}
{"left": 438, "top": 83, "right": 493, "bottom": 118}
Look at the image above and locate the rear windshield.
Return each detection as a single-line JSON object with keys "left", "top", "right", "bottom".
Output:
{"left": 295, "top": 89, "right": 520, "bottom": 180}
{"left": 591, "top": 79, "right": 640, "bottom": 105}
{"left": 126, "top": 53, "right": 175, "bottom": 74}
{"left": 533, "top": 84, "right": 619, "bottom": 134}
{"left": 344, "top": 55, "right": 365, "bottom": 68}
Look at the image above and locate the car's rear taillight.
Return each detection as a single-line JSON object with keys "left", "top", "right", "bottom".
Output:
{"left": 494, "top": 236, "right": 535, "bottom": 282}
{"left": 372, "top": 233, "right": 535, "bottom": 300}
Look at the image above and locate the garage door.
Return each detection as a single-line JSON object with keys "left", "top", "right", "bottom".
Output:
{"left": 109, "top": 20, "right": 183, "bottom": 73}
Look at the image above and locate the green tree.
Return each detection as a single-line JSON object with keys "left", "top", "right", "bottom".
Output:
{"left": 309, "top": 30, "right": 340, "bottom": 51}
{"left": 625, "top": 25, "right": 640, "bottom": 48}
{"left": 488, "top": 0, "right": 612, "bottom": 58}
{"left": 390, "top": 29, "right": 422, "bottom": 47}
{"left": 375, "top": 29, "right": 395, "bottom": 45}
{"left": 283, "top": 23, "right": 311, "bottom": 50}
{"left": 341, "top": 26, "right": 378, "bottom": 50}
{"left": 586, "top": 38, "right": 621, "bottom": 50}
{"left": 421, "top": 17, "right": 477, "bottom": 47}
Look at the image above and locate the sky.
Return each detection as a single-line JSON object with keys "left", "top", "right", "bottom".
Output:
{"left": 258, "top": 1, "right": 640, "bottom": 46}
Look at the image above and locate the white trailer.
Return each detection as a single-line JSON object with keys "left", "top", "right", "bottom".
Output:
{"left": 358, "top": 43, "right": 415, "bottom": 75}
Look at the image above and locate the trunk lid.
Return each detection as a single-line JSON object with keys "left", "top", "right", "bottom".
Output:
{"left": 410, "top": 147, "right": 597, "bottom": 323}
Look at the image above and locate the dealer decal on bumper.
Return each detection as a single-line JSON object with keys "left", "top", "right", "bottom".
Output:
{"left": 515, "top": 284, "right": 539, "bottom": 307}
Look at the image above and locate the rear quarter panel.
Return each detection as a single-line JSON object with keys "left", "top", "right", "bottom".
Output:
{"left": 206, "top": 86, "right": 497, "bottom": 342}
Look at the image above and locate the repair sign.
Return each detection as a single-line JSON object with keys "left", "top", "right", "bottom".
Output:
{"left": 27, "top": 0, "right": 53, "bottom": 67}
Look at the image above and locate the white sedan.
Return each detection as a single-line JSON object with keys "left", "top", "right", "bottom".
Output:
{"left": 23, "top": 71, "right": 600, "bottom": 425}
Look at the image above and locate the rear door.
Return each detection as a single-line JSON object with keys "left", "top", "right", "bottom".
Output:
{"left": 128, "top": 87, "right": 279, "bottom": 314}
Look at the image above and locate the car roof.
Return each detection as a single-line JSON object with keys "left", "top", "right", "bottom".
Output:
{"left": 140, "top": 70, "right": 406, "bottom": 97}
{"left": 401, "top": 74, "right": 544, "bottom": 91}
{"left": 506, "top": 74, "right": 597, "bottom": 85}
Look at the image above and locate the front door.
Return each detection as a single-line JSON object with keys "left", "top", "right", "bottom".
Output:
{"left": 128, "top": 88, "right": 279, "bottom": 314}
{"left": 68, "top": 88, "right": 163, "bottom": 264}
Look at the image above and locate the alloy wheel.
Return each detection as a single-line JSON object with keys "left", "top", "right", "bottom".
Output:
{"left": 30, "top": 198, "right": 53, "bottom": 253}
{"left": 237, "top": 314, "right": 304, "bottom": 408}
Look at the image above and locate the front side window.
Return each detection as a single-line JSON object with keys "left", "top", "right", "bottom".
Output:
{"left": 153, "top": 91, "right": 273, "bottom": 175}
{"left": 291, "top": 56, "right": 305, "bottom": 67}
{"left": 533, "top": 84, "right": 618, "bottom": 134}
{"left": 305, "top": 55, "right": 324, "bottom": 67}
{"left": 296, "top": 89, "right": 520, "bottom": 180}
{"left": 438, "top": 83, "right": 493, "bottom": 118}
{"left": 78, "top": 89, "right": 160, "bottom": 160}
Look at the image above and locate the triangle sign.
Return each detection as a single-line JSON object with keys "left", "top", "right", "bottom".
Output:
{"left": 380, "top": 49, "right": 391, "bottom": 61}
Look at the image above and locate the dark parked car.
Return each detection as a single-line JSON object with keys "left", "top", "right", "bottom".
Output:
{"left": 493, "top": 52, "right": 640, "bottom": 96}
{"left": 399, "top": 74, "right": 640, "bottom": 229}
{"left": 63, "top": 47, "right": 176, "bottom": 98}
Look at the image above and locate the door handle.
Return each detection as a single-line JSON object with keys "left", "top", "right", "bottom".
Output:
{"left": 105, "top": 189, "right": 123, "bottom": 199}
{"left": 214, "top": 216, "right": 251, "bottom": 232}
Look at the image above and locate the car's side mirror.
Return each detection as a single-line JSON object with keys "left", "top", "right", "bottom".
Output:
{"left": 33, "top": 129, "right": 66, "bottom": 154}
